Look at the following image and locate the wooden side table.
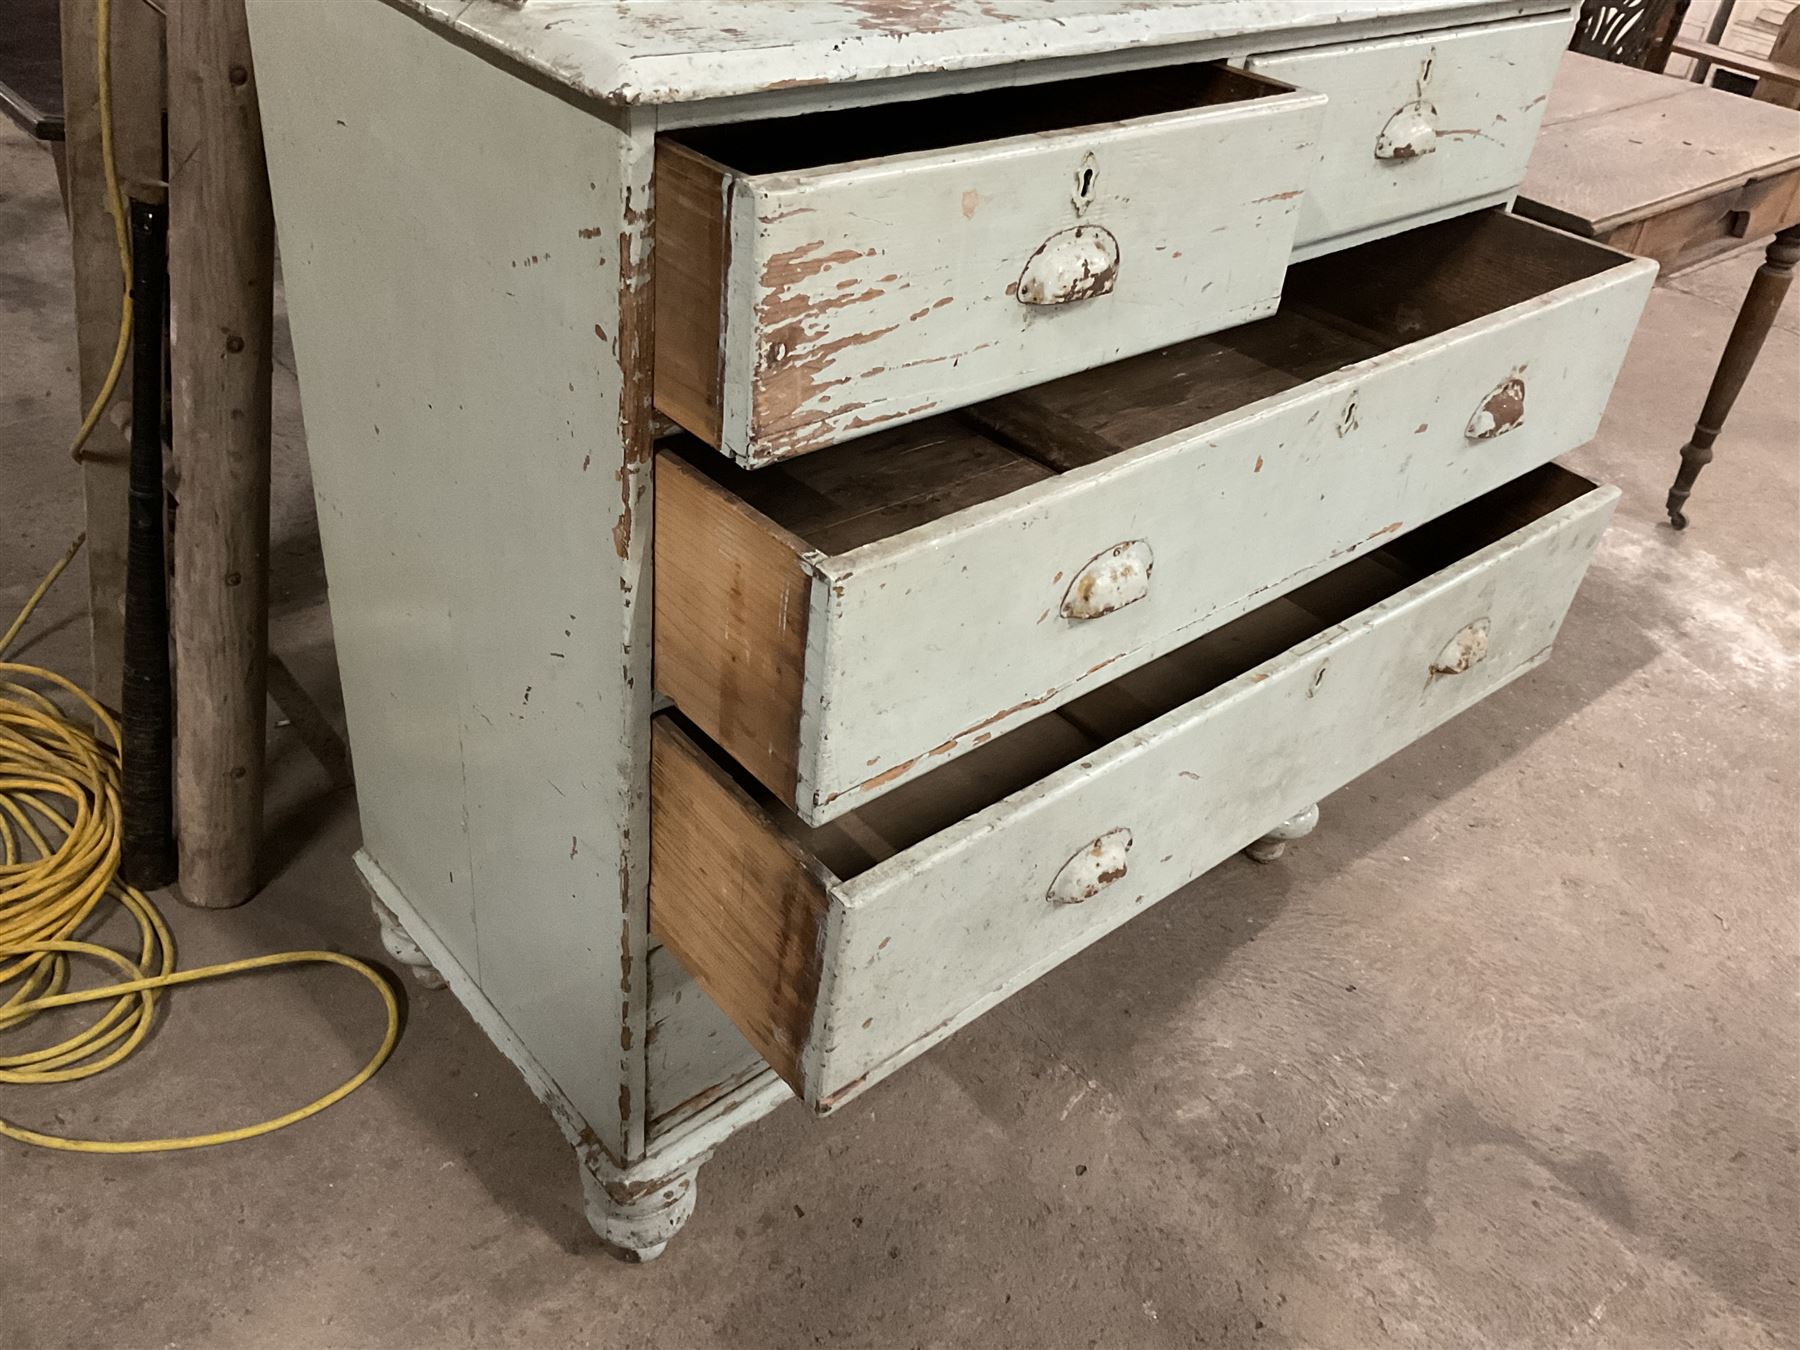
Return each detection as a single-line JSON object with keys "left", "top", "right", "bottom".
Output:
{"left": 1516, "top": 52, "right": 1800, "bottom": 528}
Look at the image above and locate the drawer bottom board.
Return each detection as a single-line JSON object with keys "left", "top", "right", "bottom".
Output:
{"left": 652, "top": 464, "right": 1619, "bottom": 1111}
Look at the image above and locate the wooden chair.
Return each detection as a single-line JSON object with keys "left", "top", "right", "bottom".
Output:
{"left": 1572, "top": 0, "right": 1800, "bottom": 104}
{"left": 1571, "top": 0, "right": 1692, "bottom": 71}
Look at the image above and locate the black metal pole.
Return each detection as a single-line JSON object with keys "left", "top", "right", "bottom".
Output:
{"left": 121, "top": 195, "right": 176, "bottom": 890}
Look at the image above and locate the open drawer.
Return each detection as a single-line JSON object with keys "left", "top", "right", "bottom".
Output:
{"left": 652, "top": 464, "right": 1620, "bottom": 1112}
{"left": 654, "top": 212, "right": 1655, "bottom": 825}
{"left": 654, "top": 62, "right": 1325, "bottom": 465}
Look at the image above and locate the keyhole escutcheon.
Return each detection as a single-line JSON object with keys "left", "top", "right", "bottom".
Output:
{"left": 1073, "top": 153, "right": 1099, "bottom": 214}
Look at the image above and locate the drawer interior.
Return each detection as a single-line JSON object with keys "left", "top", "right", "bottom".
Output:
{"left": 658, "top": 461, "right": 1599, "bottom": 886}
{"left": 661, "top": 211, "right": 1624, "bottom": 554}
{"left": 665, "top": 62, "right": 1293, "bottom": 175}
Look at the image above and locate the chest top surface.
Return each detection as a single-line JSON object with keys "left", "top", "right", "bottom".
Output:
{"left": 386, "top": 0, "right": 1572, "bottom": 106}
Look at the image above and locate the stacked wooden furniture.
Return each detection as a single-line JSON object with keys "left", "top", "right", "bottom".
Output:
{"left": 246, "top": 0, "right": 1653, "bottom": 1260}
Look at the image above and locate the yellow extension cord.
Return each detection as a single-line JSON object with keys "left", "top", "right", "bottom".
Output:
{"left": 0, "top": 539, "right": 400, "bottom": 1154}
{"left": 68, "top": 0, "right": 131, "bottom": 466}
{"left": 0, "top": 0, "right": 398, "bottom": 1154}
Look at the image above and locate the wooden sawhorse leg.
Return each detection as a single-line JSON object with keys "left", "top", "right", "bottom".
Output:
{"left": 1666, "top": 224, "right": 1800, "bottom": 529}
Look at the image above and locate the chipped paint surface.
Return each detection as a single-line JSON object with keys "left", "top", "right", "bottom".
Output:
{"left": 380, "top": 0, "right": 1560, "bottom": 108}
{"left": 1245, "top": 11, "right": 1572, "bottom": 249}
{"left": 247, "top": 0, "right": 661, "bottom": 1165}
{"left": 793, "top": 246, "right": 1651, "bottom": 823}
{"left": 800, "top": 483, "right": 1619, "bottom": 1111}
{"left": 714, "top": 81, "right": 1324, "bottom": 464}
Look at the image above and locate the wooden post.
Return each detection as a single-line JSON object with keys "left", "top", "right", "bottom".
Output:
{"left": 168, "top": 0, "right": 274, "bottom": 906}
{"left": 59, "top": 0, "right": 165, "bottom": 709}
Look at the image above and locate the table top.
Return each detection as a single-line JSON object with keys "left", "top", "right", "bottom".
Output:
{"left": 387, "top": 0, "right": 1568, "bottom": 107}
{"left": 0, "top": 0, "right": 63, "bottom": 141}
{"left": 1517, "top": 52, "right": 1800, "bottom": 235}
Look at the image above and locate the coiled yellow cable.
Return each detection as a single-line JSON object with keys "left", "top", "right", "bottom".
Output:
{"left": 4, "top": 0, "right": 397, "bottom": 1154}
{"left": 0, "top": 545, "right": 399, "bottom": 1155}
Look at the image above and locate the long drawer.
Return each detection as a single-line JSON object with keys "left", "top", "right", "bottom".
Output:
{"left": 654, "top": 62, "right": 1324, "bottom": 466}
{"left": 652, "top": 464, "right": 1620, "bottom": 1112}
{"left": 654, "top": 211, "right": 1654, "bottom": 825}
{"left": 1243, "top": 12, "right": 1571, "bottom": 251}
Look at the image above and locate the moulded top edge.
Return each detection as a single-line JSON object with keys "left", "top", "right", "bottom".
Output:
{"left": 384, "top": 0, "right": 1571, "bottom": 108}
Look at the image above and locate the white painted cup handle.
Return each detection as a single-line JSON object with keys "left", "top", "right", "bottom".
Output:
{"left": 1466, "top": 374, "right": 1526, "bottom": 441}
{"left": 1062, "top": 540, "right": 1154, "bottom": 620}
{"left": 1431, "top": 618, "right": 1491, "bottom": 676}
{"left": 1047, "top": 829, "right": 1133, "bottom": 905}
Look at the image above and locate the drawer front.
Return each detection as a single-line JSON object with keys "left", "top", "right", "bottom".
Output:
{"left": 1245, "top": 13, "right": 1569, "bottom": 249}
{"left": 789, "top": 222, "right": 1652, "bottom": 820}
{"left": 655, "top": 68, "right": 1325, "bottom": 466}
{"left": 652, "top": 473, "right": 1620, "bottom": 1111}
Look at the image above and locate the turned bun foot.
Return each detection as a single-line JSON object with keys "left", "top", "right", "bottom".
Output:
{"left": 371, "top": 895, "right": 447, "bottom": 989}
{"left": 581, "top": 1157, "right": 701, "bottom": 1262}
{"left": 1245, "top": 803, "right": 1320, "bottom": 863}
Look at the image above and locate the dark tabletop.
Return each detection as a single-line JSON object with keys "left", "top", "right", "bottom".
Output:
{"left": 0, "top": 0, "right": 66, "bottom": 141}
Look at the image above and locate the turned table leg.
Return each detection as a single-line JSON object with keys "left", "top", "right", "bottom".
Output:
{"left": 1666, "top": 224, "right": 1800, "bottom": 529}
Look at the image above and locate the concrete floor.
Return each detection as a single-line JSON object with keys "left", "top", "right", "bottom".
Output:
{"left": 3, "top": 115, "right": 1797, "bottom": 1348}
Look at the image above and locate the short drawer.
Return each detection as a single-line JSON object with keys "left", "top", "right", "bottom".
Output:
{"left": 654, "top": 212, "right": 1653, "bottom": 824}
{"left": 652, "top": 464, "right": 1619, "bottom": 1112}
{"left": 1244, "top": 12, "right": 1569, "bottom": 251}
{"left": 654, "top": 62, "right": 1325, "bottom": 466}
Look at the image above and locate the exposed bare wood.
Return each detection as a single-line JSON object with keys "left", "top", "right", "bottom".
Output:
{"left": 652, "top": 140, "right": 728, "bottom": 446}
{"left": 653, "top": 467, "right": 1620, "bottom": 1111}
{"left": 1519, "top": 54, "right": 1800, "bottom": 237}
{"left": 1281, "top": 210, "right": 1620, "bottom": 343}
{"left": 653, "top": 451, "right": 812, "bottom": 803}
{"left": 1515, "top": 51, "right": 1800, "bottom": 528}
{"left": 682, "top": 420, "right": 1053, "bottom": 554}
{"left": 654, "top": 212, "right": 1651, "bottom": 822}
{"left": 654, "top": 62, "right": 1323, "bottom": 464}
{"left": 169, "top": 0, "right": 275, "bottom": 906}
{"left": 958, "top": 395, "right": 1120, "bottom": 473}
{"left": 648, "top": 719, "right": 831, "bottom": 1091}
{"left": 986, "top": 308, "right": 1382, "bottom": 451}
{"left": 247, "top": 0, "right": 1641, "bottom": 1255}
{"left": 1599, "top": 169, "right": 1800, "bottom": 273}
